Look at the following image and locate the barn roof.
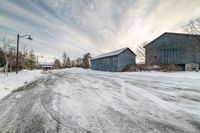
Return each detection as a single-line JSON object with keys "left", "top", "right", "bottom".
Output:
{"left": 144, "top": 32, "right": 200, "bottom": 48}
{"left": 92, "top": 47, "right": 136, "bottom": 60}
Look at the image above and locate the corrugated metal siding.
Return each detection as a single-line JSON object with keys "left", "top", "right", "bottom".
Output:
{"left": 145, "top": 33, "right": 200, "bottom": 65}
{"left": 117, "top": 49, "right": 136, "bottom": 71}
{"left": 91, "top": 49, "right": 136, "bottom": 72}
{"left": 91, "top": 56, "right": 118, "bottom": 72}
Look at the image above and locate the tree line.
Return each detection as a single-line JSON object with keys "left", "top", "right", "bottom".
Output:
{"left": 0, "top": 32, "right": 93, "bottom": 74}
{"left": 0, "top": 34, "right": 36, "bottom": 75}
{"left": 53, "top": 52, "right": 92, "bottom": 69}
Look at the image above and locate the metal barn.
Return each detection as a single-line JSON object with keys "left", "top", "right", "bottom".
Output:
{"left": 144, "top": 32, "right": 200, "bottom": 70}
{"left": 91, "top": 47, "right": 136, "bottom": 72}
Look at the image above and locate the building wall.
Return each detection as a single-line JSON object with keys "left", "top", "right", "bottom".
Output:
{"left": 91, "top": 49, "right": 136, "bottom": 72}
{"left": 91, "top": 56, "right": 118, "bottom": 72}
{"left": 117, "top": 49, "right": 136, "bottom": 71}
{"left": 145, "top": 33, "right": 200, "bottom": 65}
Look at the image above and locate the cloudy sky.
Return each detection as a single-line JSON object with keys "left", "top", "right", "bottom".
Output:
{"left": 0, "top": 0, "right": 200, "bottom": 62}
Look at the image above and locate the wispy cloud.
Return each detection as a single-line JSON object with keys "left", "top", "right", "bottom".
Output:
{"left": 0, "top": 0, "right": 200, "bottom": 62}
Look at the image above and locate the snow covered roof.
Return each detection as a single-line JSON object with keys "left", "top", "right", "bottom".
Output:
{"left": 92, "top": 47, "right": 135, "bottom": 60}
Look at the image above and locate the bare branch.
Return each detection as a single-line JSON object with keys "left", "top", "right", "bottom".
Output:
{"left": 0, "top": 33, "right": 14, "bottom": 75}
{"left": 136, "top": 42, "right": 147, "bottom": 62}
{"left": 184, "top": 17, "right": 200, "bottom": 34}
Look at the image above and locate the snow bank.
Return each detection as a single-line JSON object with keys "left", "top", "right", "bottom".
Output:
{"left": 0, "top": 70, "right": 43, "bottom": 99}
{"left": 117, "top": 71, "right": 200, "bottom": 90}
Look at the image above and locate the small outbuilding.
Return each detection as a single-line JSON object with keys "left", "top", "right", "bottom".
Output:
{"left": 144, "top": 32, "right": 200, "bottom": 71}
{"left": 91, "top": 47, "right": 136, "bottom": 72}
{"left": 38, "top": 63, "right": 53, "bottom": 71}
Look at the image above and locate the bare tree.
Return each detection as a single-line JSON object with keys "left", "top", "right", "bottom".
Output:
{"left": 7, "top": 46, "right": 16, "bottom": 72}
{"left": 184, "top": 17, "right": 200, "bottom": 70}
{"left": 184, "top": 17, "right": 200, "bottom": 35}
{"left": 21, "top": 45, "right": 28, "bottom": 69}
{"left": 71, "top": 60, "right": 76, "bottom": 67}
{"left": 0, "top": 33, "right": 14, "bottom": 75}
{"left": 136, "top": 42, "right": 147, "bottom": 63}
{"left": 76, "top": 58, "right": 82, "bottom": 67}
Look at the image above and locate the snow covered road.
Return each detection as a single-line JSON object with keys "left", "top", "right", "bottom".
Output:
{"left": 0, "top": 69, "right": 200, "bottom": 133}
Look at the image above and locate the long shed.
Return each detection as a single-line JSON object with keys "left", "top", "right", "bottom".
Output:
{"left": 91, "top": 47, "right": 136, "bottom": 72}
{"left": 144, "top": 32, "right": 200, "bottom": 68}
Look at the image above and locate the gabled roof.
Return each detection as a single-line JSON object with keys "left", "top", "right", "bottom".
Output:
{"left": 144, "top": 32, "right": 200, "bottom": 48}
{"left": 92, "top": 47, "right": 136, "bottom": 60}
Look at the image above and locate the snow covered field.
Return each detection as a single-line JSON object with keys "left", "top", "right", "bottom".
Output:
{"left": 0, "top": 70, "right": 44, "bottom": 99}
{"left": 0, "top": 68, "right": 200, "bottom": 132}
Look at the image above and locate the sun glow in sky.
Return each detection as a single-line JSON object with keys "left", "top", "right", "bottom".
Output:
{"left": 0, "top": 0, "right": 200, "bottom": 62}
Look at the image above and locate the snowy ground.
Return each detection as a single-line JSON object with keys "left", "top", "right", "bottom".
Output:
{"left": 0, "top": 68, "right": 200, "bottom": 133}
{"left": 0, "top": 70, "right": 44, "bottom": 99}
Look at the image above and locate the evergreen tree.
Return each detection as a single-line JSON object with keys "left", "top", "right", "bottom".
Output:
{"left": 62, "top": 52, "right": 67, "bottom": 68}
{"left": 66, "top": 57, "right": 71, "bottom": 67}
{"left": 82, "top": 53, "right": 91, "bottom": 68}
{"left": 0, "top": 47, "right": 6, "bottom": 68}
{"left": 53, "top": 59, "right": 61, "bottom": 69}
